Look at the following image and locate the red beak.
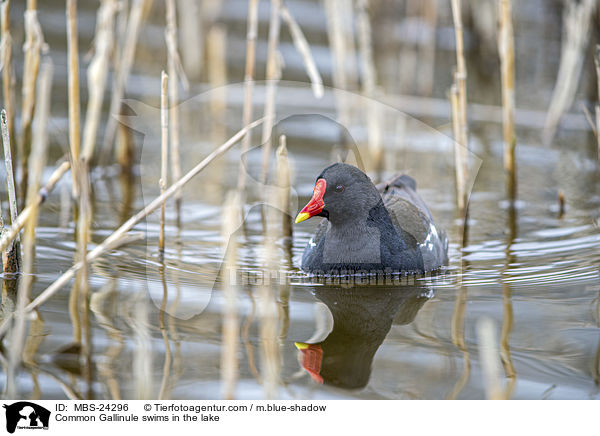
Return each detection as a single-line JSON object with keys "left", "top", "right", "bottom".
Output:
{"left": 295, "top": 342, "right": 324, "bottom": 384}
{"left": 295, "top": 179, "right": 326, "bottom": 223}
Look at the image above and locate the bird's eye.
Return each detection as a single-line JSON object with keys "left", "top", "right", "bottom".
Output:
{"left": 335, "top": 184, "right": 344, "bottom": 193}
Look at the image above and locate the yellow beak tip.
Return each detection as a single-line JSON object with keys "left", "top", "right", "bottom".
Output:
{"left": 295, "top": 342, "right": 309, "bottom": 350}
{"left": 295, "top": 212, "right": 310, "bottom": 224}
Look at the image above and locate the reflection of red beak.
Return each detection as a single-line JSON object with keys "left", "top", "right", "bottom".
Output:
{"left": 295, "top": 342, "right": 324, "bottom": 384}
{"left": 295, "top": 179, "right": 326, "bottom": 224}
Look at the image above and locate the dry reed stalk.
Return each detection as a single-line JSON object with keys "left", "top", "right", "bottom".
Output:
{"left": 115, "top": 107, "right": 136, "bottom": 173}
{"left": 275, "top": 136, "right": 291, "bottom": 340}
{"left": 450, "top": 80, "right": 467, "bottom": 215}
{"left": 1, "top": 109, "right": 21, "bottom": 273}
{"left": 221, "top": 191, "right": 241, "bottom": 400}
{"left": 594, "top": 45, "right": 600, "bottom": 162}
{"left": 81, "top": 0, "right": 117, "bottom": 163}
{"left": 208, "top": 24, "right": 227, "bottom": 144}
{"left": 73, "top": 161, "right": 92, "bottom": 346}
{"left": 260, "top": 0, "right": 282, "bottom": 186}
{"left": 544, "top": 0, "right": 595, "bottom": 145}
{"left": 19, "top": 0, "right": 46, "bottom": 205}
{"left": 339, "top": 0, "right": 358, "bottom": 90}
{"left": 275, "top": 135, "right": 292, "bottom": 241}
{"left": 356, "top": 0, "right": 382, "bottom": 175}
{"left": 66, "top": 0, "right": 81, "bottom": 194}
{"left": 6, "top": 60, "right": 52, "bottom": 399}
{"left": 101, "top": 0, "right": 150, "bottom": 162}
{"left": 1, "top": 0, "right": 15, "bottom": 157}
{"left": 259, "top": 205, "right": 281, "bottom": 399}
{"left": 280, "top": 2, "right": 324, "bottom": 98}
{"left": 450, "top": 0, "right": 469, "bottom": 149}
{"left": 398, "top": 0, "right": 419, "bottom": 94}
{"left": 498, "top": 0, "right": 516, "bottom": 201}
{"left": 0, "top": 160, "right": 70, "bottom": 255}
{"left": 165, "top": 0, "right": 187, "bottom": 224}
{"left": 204, "top": 25, "right": 228, "bottom": 204}
{"left": 159, "top": 71, "right": 168, "bottom": 259}
{"left": 18, "top": 118, "right": 265, "bottom": 318}
{"left": 237, "top": 0, "right": 259, "bottom": 192}
{"left": 178, "top": 0, "right": 203, "bottom": 79}
{"left": 324, "top": 0, "right": 350, "bottom": 127}
{"left": 417, "top": 0, "right": 438, "bottom": 96}
{"left": 477, "top": 317, "right": 505, "bottom": 400}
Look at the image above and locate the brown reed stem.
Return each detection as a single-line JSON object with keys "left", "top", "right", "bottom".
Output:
{"left": 179, "top": 0, "right": 203, "bottom": 79}
{"left": 1, "top": 110, "right": 20, "bottom": 268}
{"left": 6, "top": 60, "right": 52, "bottom": 399}
{"left": 498, "top": 0, "right": 516, "bottom": 201}
{"left": 19, "top": 0, "right": 46, "bottom": 207}
{"left": 594, "top": 45, "right": 600, "bottom": 162}
{"left": 221, "top": 191, "right": 241, "bottom": 400}
{"left": 280, "top": 2, "right": 323, "bottom": 98}
{"left": 1, "top": 0, "right": 15, "bottom": 159}
{"left": 543, "top": 0, "right": 595, "bottom": 146}
{"left": 17, "top": 118, "right": 265, "bottom": 318}
{"left": 101, "top": 0, "right": 150, "bottom": 163}
{"left": 275, "top": 135, "right": 292, "bottom": 241}
{"left": 82, "top": 0, "right": 117, "bottom": 163}
{"left": 418, "top": 0, "right": 438, "bottom": 96}
{"left": 450, "top": 0, "right": 469, "bottom": 220}
{"left": 165, "top": 0, "right": 186, "bottom": 224}
{"left": 260, "top": 0, "right": 282, "bottom": 187}
{"left": 356, "top": 0, "right": 382, "bottom": 175}
{"left": 66, "top": 0, "right": 81, "bottom": 193}
{"left": 159, "top": 71, "right": 168, "bottom": 259}
{"left": 237, "top": 0, "right": 259, "bottom": 192}
{"left": 208, "top": 24, "right": 227, "bottom": 147}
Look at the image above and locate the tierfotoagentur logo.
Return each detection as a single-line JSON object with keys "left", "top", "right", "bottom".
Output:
{"left": 2, "top": 402, "right": 50, "bottom": 433}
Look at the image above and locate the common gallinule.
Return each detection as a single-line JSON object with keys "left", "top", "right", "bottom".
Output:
{"left": 295, "top": 163, "right": 448, "bottom": 275}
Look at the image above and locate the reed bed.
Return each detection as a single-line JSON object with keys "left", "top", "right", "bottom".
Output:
{"left": 0, "top": 118, "right": 265, "bottom": 334}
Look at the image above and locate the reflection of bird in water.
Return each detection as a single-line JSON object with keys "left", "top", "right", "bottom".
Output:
{"left": 295, "top": 285, "right": 432, "bottom": 390}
